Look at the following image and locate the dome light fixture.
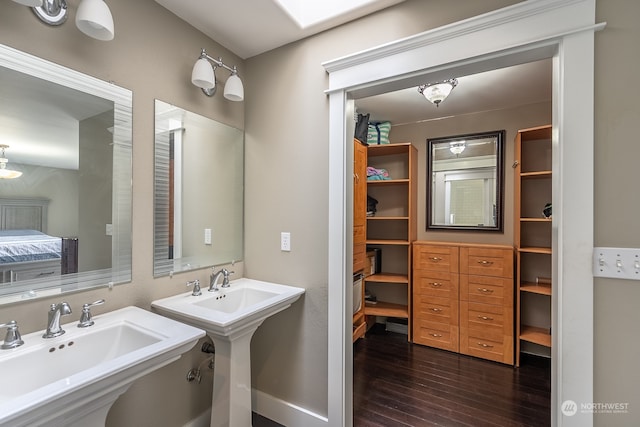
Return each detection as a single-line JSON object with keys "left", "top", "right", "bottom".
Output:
{"left": 0, "top": 145, "right": 23, "bottom": 179}
{"left": 418, "top": 78, "right": 458, "bottom": 107}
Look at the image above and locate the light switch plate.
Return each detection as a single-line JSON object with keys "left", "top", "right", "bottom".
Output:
{"left": 281, "top": 232, "right": 291, "bottom": 251}
{"left": 593, "top": 247, "right": 640, "bottom": 280}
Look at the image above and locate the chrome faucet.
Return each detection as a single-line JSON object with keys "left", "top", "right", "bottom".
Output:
{"left": 43, "top": 302, "right": 72, "bottom": 338}
{"left": 209, "top": 268, "right": 224, "bottom": 292}
{"left": 0, "top": 320, "right": 24, "bottom": 349}
{"left": 220, "top": 268, "right": 234, "bottom": 288}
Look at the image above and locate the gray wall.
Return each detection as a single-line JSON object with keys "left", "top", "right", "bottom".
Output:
{"left": 1, "top": 0, "right": 638, "bottom": 425}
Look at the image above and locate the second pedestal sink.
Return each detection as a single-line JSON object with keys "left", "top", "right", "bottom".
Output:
{"left": 151, "top": 278, "right": 305, "bottom": 427}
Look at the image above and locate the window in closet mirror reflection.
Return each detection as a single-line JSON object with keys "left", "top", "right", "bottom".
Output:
{"left": 427, "top": 130, "right": 504, "bottom": 231}
{"left": 153, "top": 100, "right": 244, "bottom": 277}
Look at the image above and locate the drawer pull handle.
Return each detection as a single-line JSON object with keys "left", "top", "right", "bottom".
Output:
{"left": 430, "top": 282, "right": 443, "bottom": 287}
{"left": 429, "top": 257, "right": 442, "bottom": 262}
{"left": 477, "top": 288, "right": 494, "bottom": 293}
{"left": 477, "top": 260, "right": 494, "bottom": 266}
{"left": 477, "top": 315, "right": 494, "bottom": 321}
{"left": 431, "top": 308, "right": 442, "bottom": 313}
{"left": 429, "top": 333, "right": 443, "bottom": 338}
{"left": 477, "top": 342, "right": 494, "bottom": 348}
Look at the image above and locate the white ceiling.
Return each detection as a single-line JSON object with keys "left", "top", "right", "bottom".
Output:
{"left": 155, "top": 0, "right": 552, "bottom": 125}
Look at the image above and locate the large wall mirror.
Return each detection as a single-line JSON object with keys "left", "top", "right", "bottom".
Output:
{"left": 427, "top": 130, "right": 504, "bottom": 231}
{"left": 0, "top": 44, "right": 133, "bottom": 304}
{"left": 153, "top": 100, "right": 243, "bottom": 277}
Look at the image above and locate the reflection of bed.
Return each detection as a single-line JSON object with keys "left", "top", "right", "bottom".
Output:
{"left": 0, "top": 198, "right": 77, "bottom": 284}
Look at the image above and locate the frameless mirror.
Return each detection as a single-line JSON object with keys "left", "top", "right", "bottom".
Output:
{"left": 0, "top": 44, "right": 132, "bottom": 304}
{"left": 427, "top": 130, "right": 504, "bottom": 231}
{"left": 153, "top": 100, "right": 243, "bottom": 277}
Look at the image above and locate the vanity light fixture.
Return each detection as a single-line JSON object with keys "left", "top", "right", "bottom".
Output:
{"left": 449, "top": 141, "right": 466, "bottom": 156}
{"left": 11, "top": 0, "right": 115, "bottom": 41}
{"left": 0, "top": 145, "right": 23, "bottom": 179}
{"left": 418, "top": 78, "right": 458, "bottom": 107}
{"left": 191, "top": 49, "right": 244, "bottom": 102}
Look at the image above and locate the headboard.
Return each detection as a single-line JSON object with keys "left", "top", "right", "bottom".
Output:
{"left": 0, "top": 197, "right": 50, "bottom": 232}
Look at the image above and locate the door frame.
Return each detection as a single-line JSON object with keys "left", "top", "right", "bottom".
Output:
{"left": 324, "top": 1, "right": 603, "bottom": 426}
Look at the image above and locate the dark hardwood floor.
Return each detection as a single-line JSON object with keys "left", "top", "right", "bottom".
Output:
{"left": 353, "top": 325, "right": 551, "bottom": 427}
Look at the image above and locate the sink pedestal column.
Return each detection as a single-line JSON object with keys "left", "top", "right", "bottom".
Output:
{"left": 208, "top": 323, "right": 263, "bottom": 427}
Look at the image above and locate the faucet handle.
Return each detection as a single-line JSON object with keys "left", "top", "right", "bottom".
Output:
{"left": 78, "top": 299, "right": 105, "bottom": 328}
{"left": 187, "top": 279, "right": 202, "bottom": 296}
{"left": 0, "top": 320, "right": 24, "bottom": 349}
{"left": 221, "top": 269, "right": 235, "bottom": 288}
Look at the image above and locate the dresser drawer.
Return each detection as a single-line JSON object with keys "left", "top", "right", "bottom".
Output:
{"left": 414, "top": 295, "right": 458, "bottom": 324}
{"left": 413, "top": 244, "right": 459, "bottom": 273}
{"left": 461, "top": 301, "right": 507, "bottom": 334}
{"left": 413, "top": 270, "right": 458, "bottom": 299}
{"left": 353, "top": 242, "right": 366, "bottom": 272}
{"left": 413, "top": 320, "right": 458, "bottom": 352}
{"left": 459, "top": 327, "right": 512, "bottom": 364}
{"left": 460, "top": 246, "right": 513, "bottom": 278}
{"left": 460, "top": 275, "right": 513, "bottom": 306}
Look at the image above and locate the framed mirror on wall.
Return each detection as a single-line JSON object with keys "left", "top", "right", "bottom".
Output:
{"left": 153, "top": 100, "right": 244, "bottom": 277}
{"left": 427, "top": 130, "right": 504, "bottom": 231}
{"left": 0, "top": 43, "right": 133, "bottom": 305}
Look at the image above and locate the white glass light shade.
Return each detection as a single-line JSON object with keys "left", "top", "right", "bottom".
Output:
{"left": 76, "top": 0, "right": 115, "bottom": 41}
{"left": 418, "top": 78, "right": 458, "bottom": 107}
{"left": 223, "top": 73, "right": 244, "bottom": 102}
{"left": 192, "top": 58, "right": 216, "bottom": 90}
{"left": 449, "top": 142, "right": 465, "bottom": 155}
{"left": 11, "top": 0, "right": 43, "bottom": 7}
{"left": 0, "top": 159, "right": 22, "bottom": 179}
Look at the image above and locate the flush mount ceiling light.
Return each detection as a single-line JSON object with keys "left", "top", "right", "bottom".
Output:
{"left": 0, "top": 145, "right": 23, "bottom": 179}
{"left": 11, "top": 0, "right": 114, "bottom": 41}
{"left": 418, "top": 78, "right": 458, "bottom": 107}
{"left": 449, "top": 141, "right": 466, "bottom": 156}
{"left": 191, "top": 49, "right": 244, "bottom": 102}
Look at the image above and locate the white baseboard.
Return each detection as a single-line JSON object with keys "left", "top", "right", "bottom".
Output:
{"left": 183, "top": 390, "right": 328, "bottom": 427}
{"left": 252, "top": 389, "right": 328, "bottom": 427}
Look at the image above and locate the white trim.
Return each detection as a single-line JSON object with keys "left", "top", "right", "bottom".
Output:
{"left": 324, "top": 1, "right": 600, "bottom": 426}
{"left": 252, "top": 389, "right": 329, "bottom": 427}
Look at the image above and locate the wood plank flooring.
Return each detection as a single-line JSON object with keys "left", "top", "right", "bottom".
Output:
{"left": 353, "top": 326, "right": 551, "bottom": 427}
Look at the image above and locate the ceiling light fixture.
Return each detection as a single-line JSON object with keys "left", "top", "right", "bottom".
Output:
{"left": 449, "top": 141, "right": 466, "bottom": 156}
{"left": 418, "top": 78, "right": 458, "bottom": 107}
{"left": 191, "top": 49, "right": 244, "bottom": 102}
{"left": 0, "top": 145, "right": 23, "bottom": 179}
{"left": 11, "top": 0, "right": 114, "bottom": 41}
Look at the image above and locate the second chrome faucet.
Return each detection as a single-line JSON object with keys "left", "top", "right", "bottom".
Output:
{"left": 43, "top": 302, "right": 72, "bottom": 338}
{"left": 209, "top": 268, "right": 234, "bottom": 292}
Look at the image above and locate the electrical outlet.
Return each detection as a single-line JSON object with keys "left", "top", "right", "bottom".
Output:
{"left": 204, "top": 228, "right": 212, "bottom": 245}
{"left": 281, "top": 232, "right": 291, "bottom": 251}
{"left": 105, "top": 223, "right": 113, "bottom": 236}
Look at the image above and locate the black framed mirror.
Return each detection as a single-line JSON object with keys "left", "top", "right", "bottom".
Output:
{"left": 427, "top": 130, "right": 504, "bottom": 231}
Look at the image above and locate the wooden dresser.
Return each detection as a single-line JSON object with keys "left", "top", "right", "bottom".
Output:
{"left": 413, "top": 241, "right": 514, "bottom": 364}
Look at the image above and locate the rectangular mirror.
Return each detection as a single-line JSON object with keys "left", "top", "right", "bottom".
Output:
{"left": 427, "top": 130, "right": 504, "bottom": 231}
{"left": 153, "top": 100, "right": 243, "bottom": 277}
{"left": 0, "top": 44, "right": 132, "bottom": 304}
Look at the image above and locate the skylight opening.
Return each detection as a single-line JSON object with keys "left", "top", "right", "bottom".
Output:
{"left": 273, "top": 0, "right": 383, "bottom": 29}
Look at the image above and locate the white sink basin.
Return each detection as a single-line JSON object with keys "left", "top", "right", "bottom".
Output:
{"left": 151, "top": 278, "right": 304, "bottom": 427}
{"left": 0, "top": 306, "right": 205, "bottom": 427}
{"left": 151, "top": 278, "right": 305, "bottom": 337}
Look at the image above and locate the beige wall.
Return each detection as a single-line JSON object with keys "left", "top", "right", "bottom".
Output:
{"left": 1, "top": 0, "right": 638, "bottom": 425}
{"left": 0, "top": 0, "right": 244, "bottom": 425}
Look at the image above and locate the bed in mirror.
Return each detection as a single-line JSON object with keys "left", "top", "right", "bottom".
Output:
{"left": 0, "top": 44, "right": 133, "bottom": 304}
{"left": 153, "top": 100, "right": 243, "bottom": 277}
{"left": 427, "top": 130, "right": 504, "bottom": 231}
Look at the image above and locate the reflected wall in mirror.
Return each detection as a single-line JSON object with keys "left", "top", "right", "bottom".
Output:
{"left": 427, "top": 130, "right": 504, "bottom": 231}
{"left": 0, "top": 44, "right": 133, "bottom": 304}
{"left": 154, "top": 100, "right": 243, "bottom": 277}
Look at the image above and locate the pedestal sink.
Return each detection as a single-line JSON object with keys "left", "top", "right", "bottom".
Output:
{"left": 152, "top": 278, "right": 305, "bottom": 427}
{"left": 0, "top": 306, "right": 205, "bottom": 427}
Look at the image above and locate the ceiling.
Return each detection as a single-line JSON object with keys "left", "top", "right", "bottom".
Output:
{"left": 155, "top": 0, "right": 552, "bottom": 126}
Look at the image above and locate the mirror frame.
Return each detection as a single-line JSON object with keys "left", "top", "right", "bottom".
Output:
{"left": 426, "top": 130, "right": 504, "bottom": 232}
{"left": 0, "top": 43, "right": 133, "bottom": 304}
